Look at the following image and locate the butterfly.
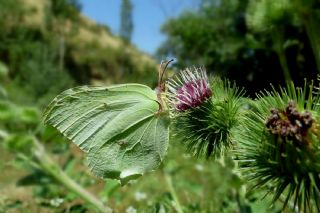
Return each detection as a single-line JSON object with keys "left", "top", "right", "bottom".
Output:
{"left": 43, "top": 61, "right": 172, "bottom": 185}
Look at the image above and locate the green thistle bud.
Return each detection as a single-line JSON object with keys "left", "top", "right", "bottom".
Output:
{"left": 166, "top": 67, "right": 244, "bottom": 158}
{"left": 236, "top": 81, "right": 320, "bottom": 212}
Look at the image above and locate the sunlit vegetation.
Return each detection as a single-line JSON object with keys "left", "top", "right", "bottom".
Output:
{"left": 1, "top": 0, "right": 320, "bottom": 212}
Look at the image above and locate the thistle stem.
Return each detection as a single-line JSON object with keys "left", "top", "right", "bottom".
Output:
{"left": 164, "top": 172, "right": 184, "bottom": 213}
{"left": 272, "top": 28, "right": 292, "bottom": 82}
{"left": 303, "top": 15, "right": 320, "bottom": 74}
{"left": 0, "top": 129, "right": 113, "bottom": 213}
{"left": 13, "top": 137, "right": 113, "bottom": 213}
{"left": 0, "top": 129, "right": 9, "bottom": 139}
{"left": 31, "top": 137, "right": 113, "bottom": 213}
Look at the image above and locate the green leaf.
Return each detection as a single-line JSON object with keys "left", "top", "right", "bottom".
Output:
{"left": 44, "top": 84, "right": 169, "bottom": 184}
{"left": 0, "top": 61, "right": 8, "bottom": 78}
{"left": 4, "top": 133, "right": 34, "bottom": 154}
{"left": 20, "top": 106, "right": 40, "bottom": 124}
{"left": 0, "top": 101, "right": 39, "bottom": 124}
{"left": 0, "top": 100, "right": 16, "bottom": 121}
{"left": 0, "top": 85, "right": 7, "bottom": 98}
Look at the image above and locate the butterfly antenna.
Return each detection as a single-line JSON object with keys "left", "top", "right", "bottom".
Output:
{"left": 156, "top": 59, "right": 174, "bottom": 114}
{"left": 158, "top": 59, "right": 174, "bottom": 91}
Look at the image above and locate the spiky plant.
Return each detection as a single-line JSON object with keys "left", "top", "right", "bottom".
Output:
{"left": 235, "top": 81, "right": 320, "bottom": 212}
{"left": 166, "top": 67, "right": 244, "bottom": 158}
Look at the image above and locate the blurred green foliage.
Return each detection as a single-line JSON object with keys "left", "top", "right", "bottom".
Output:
{"left": 158, "top": 0, "right": 320, "bottom": 95}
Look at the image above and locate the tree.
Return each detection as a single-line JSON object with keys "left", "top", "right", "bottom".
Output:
{"left": 120, "top": 0, "right": 134, "bottom": 42}
{"left": 157, "top": 0, "right": 320, "bottom": 96}
{"left": 51, "top": 0, "right": 82, "bottom": 20}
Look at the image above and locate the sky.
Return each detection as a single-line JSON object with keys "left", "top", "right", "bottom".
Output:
{"left": 79, "top": 0, "right": 199, "bottom": 54}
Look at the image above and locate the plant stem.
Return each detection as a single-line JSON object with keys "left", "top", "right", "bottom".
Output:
{"left": 0, "top": 129, "right": 8, "bottom": 139}
{"left": 303, "top": 14, "right": 320, "bottom": 74}
{"left": 32, "top": 137, "right": 113, "bottom": 213}
{"left": 272, "top": 28, "right": 292, "bottom": 82}
{"left": 0, "top": 129, "right": 113, "bottom": 212}
{"left": 164, "top": 172, "right": 184, "bottom": 213}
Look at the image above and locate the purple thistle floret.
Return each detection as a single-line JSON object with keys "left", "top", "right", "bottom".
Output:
{"left": 166, "top": 67, "right": 212, "bottom": 111}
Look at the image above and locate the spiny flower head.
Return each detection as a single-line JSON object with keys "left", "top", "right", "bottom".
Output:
{"left": 166, "top": 69, "right": 244, "bottom": 158}
{"left": 266, "top": 100, "right": 314, "bottom": 145}
{"left": 235, "top": 81, "right": 320, "bottom": 212}
{"left": 166, "top": 67, "right": 212, "bottom": 112}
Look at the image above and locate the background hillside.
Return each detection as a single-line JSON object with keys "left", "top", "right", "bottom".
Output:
{"left": 0, "top": 0, "right": 158, "bottom": 106}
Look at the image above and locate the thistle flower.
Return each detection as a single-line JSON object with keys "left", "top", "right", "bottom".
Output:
{"left": 166, "top": 67, "right": 212, "bottom": 112}
{"left": 235, "top": 81, "right": 320, "bottom": 212}
{"left": 166, "top": 68, "right": 244, "bottom": 158}
{"left": 266, "top": 100, "right": 314, "bottom": 145}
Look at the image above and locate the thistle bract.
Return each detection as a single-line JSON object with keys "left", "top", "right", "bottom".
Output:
{"left": 167, "top": 68, "right": 244, "bottom": 158}
{"left": 236, "top": 82, "right": 320, "bottom": 212}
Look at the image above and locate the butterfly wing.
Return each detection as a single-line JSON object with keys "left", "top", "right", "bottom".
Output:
{"left": 44, "top": 83, "right": 169, "bottom": 184}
